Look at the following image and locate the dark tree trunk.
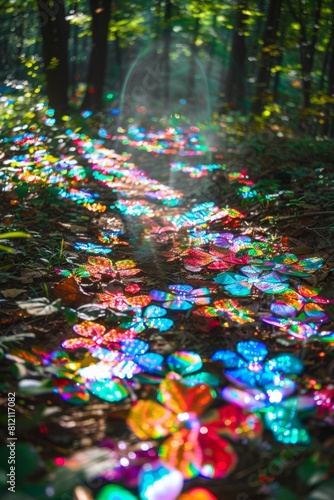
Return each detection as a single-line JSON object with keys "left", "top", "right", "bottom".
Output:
{"left": 162, "top": 0, "right": 172, "bottom": 109}
{"left": 115, "top": 32, "right": 123, "bottom": 90}
{"left": 225, "top": 0, "right": 248, "bottom": 113}
{"left": 38, "top": 0, "right": 69, "bottom": 115}
{"left": 252, "top": 0, "right": 282, "bottom": 116}
{"left": 206, "top": 15, "right": 217, "bottom": 79}
{"left": 188, "top": 17, "right": 200, "bottom": 101}
{"left": 82, "top": 0, "right": 112, "bottom": 110}
{"left": 323, "top": 26, "right": 334, "bottom": 136}
{"left": 288, "top": 0, "right": 322, "bottom": 110}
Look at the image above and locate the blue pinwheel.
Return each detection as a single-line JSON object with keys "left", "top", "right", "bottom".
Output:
{"left": 121, "top": 305, "right": 174, "bottom": 333}
{"left": 212, "top": 340, "right": 304, "bottom": 401}
{"left": 214, "top": 266, "right": 289, "bottom": 296}
{"left": 81, "top": 340, "right": 165, "bottom": 381}
{"left": 150, "top": 284, "right": 211, "bottom": 310}
{"left": 136, "top": 350, "right": 220, "bottom": 387}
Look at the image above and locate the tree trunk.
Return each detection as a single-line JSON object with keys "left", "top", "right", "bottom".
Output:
{"left": 82, "top": 0, "right": 112, "bottom": 111}
{"left": 115, "top": 32, "right": 123, "bottom": 91}
{"left": 162, "top": 0, "right": 172, "bottom": 109}
{"left": 252, "top": 0, "right": 282, "bottom": 116}
{"left": 188, "top": 17, "right": 200, "bottom": 102}
{"left": 38, "top": 0, "right": 69, "bottom": 116}
{"left": 225, "top": 0, "right": 248, "bottom": 113}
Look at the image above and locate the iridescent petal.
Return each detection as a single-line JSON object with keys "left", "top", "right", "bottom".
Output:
{"left": 201, "top": 404, "right": 262, "bottom": 440}
{"left": 225, "top": 368, "right": 258, "bottom": 387}
{"left": 121, "top": 339, "right": 149, "bottom": 356}
{"left": 54, "top": 378, "right": 90, "bottom": 405}
{"left": 198, "top": 428, "right": 237, "bottom": 479}
{"left": 158, "top": 378, "right": 214, "bottom": 416}
{"left": 264, "top": 353, "right": 304, "bottom": 374}
{"left": 221, "top": 386, "right": 266, "bottom": 411}
{"left": 264, "top": 408, "right": 311, "bottom": 445}
{"left": 236, "top": 340, "right": 268, "bottom": 363}
{"left": 136, "top": 353, "right": 165, "bottom": 374}
{"left": 183, "top": 372, "right": 220, "bottom": 387}
{"left": 159, "top": 428, "right": 202, "bottom": 479}
{"left": 88, "top": 379, "right": 128, "bottom": 402}
{"left": 211, "top": 350, "right": 247, "bottom": 369}
{"left": 167, "top": 351, "right": 202, "bottom": 375}
{"left": 127, "top": 400, "right": 177, "bottom": 439}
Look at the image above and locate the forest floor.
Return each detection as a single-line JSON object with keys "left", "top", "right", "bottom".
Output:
{"left": 1, "top": 116, "right": 334, "bottom": 500}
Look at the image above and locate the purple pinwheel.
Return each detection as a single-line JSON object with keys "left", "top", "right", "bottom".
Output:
{"left": 150, "top": 284, "right": 211, "bottom": 310}
{"left": 214, "top": 265, "right": 289, "bottom": 296}
{"left": 261, "top": 286, "right": 330, "bottom": 340}
{"left": 212, "top": 340, "right": 304, "bottom": 402}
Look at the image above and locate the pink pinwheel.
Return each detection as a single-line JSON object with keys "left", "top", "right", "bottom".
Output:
{"left": 127, "top": 378, "right": 262, "bottom": 479}
{"left": 150, "top": 284, "right": 211, "bottom": 310}
{"left": 183, "top": 247, "right": 247, "bottom": 273}
{"left": 83, "top": 256, "right": 141, "bottom": 280}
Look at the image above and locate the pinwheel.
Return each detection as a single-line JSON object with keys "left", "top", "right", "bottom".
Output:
{"left": 150, "top": 284, "right": 211, "bottom": 310}
{"left": 183, "top": 247, "right": 247, "bottom": 273}
{"left": 121, "top": 306, "right": 174, "bottom": 334}
{"left": 212, "top": 340, "right": 304, "bottom": 400}
{"left": 136, "top": 351, "right": 220, "bottom": 387}
{"left": 62, "top": 320, "right": 131, "bottom": 350}
{"left": 214, "top": 266, "right": 289, "bottom": 295}
{"left": 127, "top": 378, "right": 262, "bottom": 479}
{"left": 194, "top": 299, "right": 255, "bottom": 326}
{"left": 83, "top": 256, "right": 141, "bottom": 280}
{"left": 221, "top": 387, "right": 314, "bottom": 444}
{"left": 256, "top": 254, "right": 324, "bottom": 277}
{"left": 261, "top": 287, "right": 330, "bottom": 340}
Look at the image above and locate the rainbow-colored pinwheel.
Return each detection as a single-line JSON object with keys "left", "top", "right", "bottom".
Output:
{"left": 214, "top": 266, "right": 289, "bottom": 295}
{"left": 261, "top": 287, "right": 330, "bottom": 340}
{"left": 194, "top": 299, "right": 255, "bottom": 326}
{"left": 256, "top": 254, "right": 324, "bottom": 277}
{"left": 221, "top": 387, "right": 314, "bottom": 444}
{"left": 127, "top": 378, "right": 262, "bottom": 479}
{"left": 150, "top": 284, "right": 211, "bottom": 310}
{"left": 83, "top": 256, "right": 141, "bottom": 280}
{"left": 62, "top": 321, "right": 130, "bottom": 350}
{"left": 121, "top": 305, "right": 174, "bottom": 334}
{"left": 136, "top": 351, "right": 220, "bottom": 387}
{"left": 212, "top": 340, "right": 304, "bottom": 399}
{"left": 183, "top": 247, "right": 247, "bottom": 273}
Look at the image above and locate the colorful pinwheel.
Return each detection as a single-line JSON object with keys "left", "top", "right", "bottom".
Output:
{"left": 121, "top": 305, "right": 174, "bottom": 334}
{"left": 136, "top": 351, "right": 220, "bottom": 387}
{"left": 221, "top": 387, "right": 314, "bottom": 444}
{"left": 83, "top": 256, "right": 141, "bottom": 280}
{"left": 256, "top": 254, "right": 324, "bottom": 277}
{"left": 183, "top": 247, "right": 247, "bottom": 272}
{"left": 261, "top": 287, "right": 330, "bottom": 340}
{"left": 150, "top": 284, "right": 211, "bottom": 310}
{"left": 127, "top": 378, "right": 262, "bottom": 479}
{"left": 96, "top": 287, "right": 152, "bottom": 311}
{"left": 194, "top": 299, "right": 255, "bottom": 326}
{"left": 212, "top": 340, "right": 304, "bottom": 400}
{"left": 61, "top": 320, "right": 131, "bottom": 350}
{"left": 214, "top": 266, "right": 289, "bottom": 295}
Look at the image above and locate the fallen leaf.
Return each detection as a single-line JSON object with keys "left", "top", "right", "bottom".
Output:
{"left": 16, "top": 297, "right": 61, "bottom": 316}
{"left": 1, "top": 288, "right": 26, "bottom": 298}
{"left": 53, "top": 276, "right": 92, "bottom": 306}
